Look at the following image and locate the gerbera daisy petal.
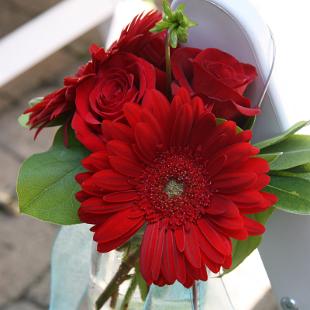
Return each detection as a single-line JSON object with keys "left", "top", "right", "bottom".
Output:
{"left": 109, "top": 155, "right": 143, "bottom": 178}
{"left": 92, "top": 208, "right": 144, "bottom": 245}
{"left": 184, "top": 225, "right": 202, "bottom": 268}
{"left": 102, "top": 191, "right": 139, "bottom": 203}
{"left": 242, "top": 216, "right": 266, "bottom": 236}
{"left": 140, "top": 222, "right": 159, "bottom": 284}
{"left": 161, "top": 230, "right": 177, "bottom": 284}
{"left": 197, "top": 219, "right": 231, "bottom": 255}
{"left": 213, "top": 172, "right": 257, "bottom": 193}
{"left": 135, "top": 123, "right": 159, "bottom": 161}
{"left": 174, "top": 227, "right": 185, "bottom": 252}
{"left": 106, "top": 140, "right": 138, "bottom": 162}
{"left": 92, "top": 170, "right": 133, "bottom": 191}
{"left": 151, "top": 225, "right": 165, "bottom": 280}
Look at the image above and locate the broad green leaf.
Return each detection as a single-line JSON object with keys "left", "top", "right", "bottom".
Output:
{"left": 224, "top": 208, "right": 274, "bottom": 275}
{"left": 265, "top": 173, "right": 310, "bottom": 214}
{"left": 17, "top": 128, "right": 89, "bottom": 225}
{"left": 289, "top": 163, "right": 310, "bottom": 173}
{"left": 262, "top": 135, "right": 310, "bottom": 170}
{"left": 256, "top": 152, "right": 283, "bottom": 164}
{"left": 254, "top": 121, "right": 309, "bottom": 149}
{"left": 18, "top": 113, "right": 29, "bottom": 128}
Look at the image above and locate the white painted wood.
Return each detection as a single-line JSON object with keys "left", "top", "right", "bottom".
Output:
{"left": 0, "top": 0, "right": 119, "bottom": 88}
{"left": 103, "top": 0, "right": 156, "bottom": 50}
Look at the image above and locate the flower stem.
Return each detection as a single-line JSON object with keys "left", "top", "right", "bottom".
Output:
{"left": 110, "top": 288, "right": 119, "bottom": 309}
{"left": 192, "top": 281, "right": 198, "bottom": 310}
{"left": 165, "top": 30, "right": 172, "bottom": 98}
{"left": 95, "top": 249, "right": 140, "bottom": 310}
{"left": 120, "top": 274, "right": 138, "bottom": 310}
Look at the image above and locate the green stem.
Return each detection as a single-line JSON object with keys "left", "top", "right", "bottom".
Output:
{"left": 95, "top": 249, "right": 140, "bottom": 310}
{"left": 165, "top": 30, "right": 172, "bottom": 98}
{"left": 120, "top": 274, "right": 138, "bottom": 310}
{"left": 110, "top": 288, "right": 119, "bottom": 309}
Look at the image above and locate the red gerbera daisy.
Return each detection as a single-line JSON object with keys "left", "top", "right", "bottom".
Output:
{"left": 76, "top": 88, "right": 277, "bottom": 288}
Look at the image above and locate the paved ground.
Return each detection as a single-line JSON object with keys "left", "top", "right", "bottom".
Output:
{"left": 0, "top": 2, "right": 101, "bottom": 309}
{"left": 0, "top": 1, "right": 279, "bottom": 309}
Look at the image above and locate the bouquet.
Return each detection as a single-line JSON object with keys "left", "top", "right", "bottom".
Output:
{"left": 17, "top": 1, "right": 310, "bottom": 309}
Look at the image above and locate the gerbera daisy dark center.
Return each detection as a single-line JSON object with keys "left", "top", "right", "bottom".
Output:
{"left": 141, "top": 151, "right": 212, "bottom": 228}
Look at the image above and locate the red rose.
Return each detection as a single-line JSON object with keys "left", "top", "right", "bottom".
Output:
{"left": 72, "top": 52, "right": 156, "bottom": 151}
{"left": 24, "top": 11, "right": 164, "bottom": 139}
{"left": 172, "top": 48, "right": 259, "bottom": 121}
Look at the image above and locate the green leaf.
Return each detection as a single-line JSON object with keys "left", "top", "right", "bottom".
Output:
{"left": 262, "top": 135, "right": 310, "bottom": 170}
{"left": 254, "top": 121, "right": 309, "bottom": 150}
{"left": 150, "top": 0, "right": 197, "bottom": 46}
{"left": 256, "top": 152, "right": 283, "bottom": 164}
{"left": 135, "top": 265, "right": 149, "bottom": 301}
{"left": 17, "top": 127, "right": 89, "bottom": 225}
{"left": 162, "top": 0, "right": 172, "bottom": 17}
{"left": 289, "top": 163, "right": 310, "bottom": 173}
{"left": 224, "top": 208, "right": 274, "bottom": 275}
{"left": 18, "top": 113, "right": 30, "bottom": 128}
{"left": 265, "top": 172, "right": 310, "bottom": 214}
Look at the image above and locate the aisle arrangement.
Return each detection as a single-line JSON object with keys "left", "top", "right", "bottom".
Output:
{"left": 17, "top": 1, "right": 310, "bottom": 309}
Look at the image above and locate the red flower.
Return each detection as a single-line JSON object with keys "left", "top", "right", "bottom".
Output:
{"left": 109, "top": 10, "right": 165, "bottom": 70}
{"left": 76, "top": 88, "right": 277, "bottom": 288}
{"left": 24, "top": 11, "right": 164, "bottom": 138}
{"left": 24, "top": 86, "right": 74, "bottom": 138}
{"left": 72, "top": 52, "right": 156, "bottom": 151}
{"left": 172, "top": 48, "right": 259, "bottom": 121}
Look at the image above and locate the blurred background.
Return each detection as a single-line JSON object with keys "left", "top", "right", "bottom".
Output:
{"left": 1, "top": 0, "right": 308, "bottom": 309}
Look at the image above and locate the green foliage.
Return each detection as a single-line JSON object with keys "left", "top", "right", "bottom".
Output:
{"left": 18, "top": 97, "right": 44, "bottom": 128}
{"left": 150, "top": 0, "right": 197, "bottom": 48}
{"left": 256, "top": 152, "right": 283, "bottom": 164}
{"left": 255, "top": 121, "right": 309, "bottom": 150}
{"left": 262, "top": 135, "right": 310, "bottom": 171}
{"left": 266, "top": 170, "right": 310, "bottom": 214}
{"left": 253, "top": 121, "right": 310, "bottom": 215}
{"left": 227, "top": 121, "right": 310, "bottom": 273}
{"left": 18, "top": 114, "right": 30, "bottom": 128}
{"left": 135, "top": 264, "right": 149, "bottom": 301}
{"left": 17, "top": 128, "right": 89, "bottom": 225}
{"left": 28, "top": 97, "right": 44, "bottom": 107}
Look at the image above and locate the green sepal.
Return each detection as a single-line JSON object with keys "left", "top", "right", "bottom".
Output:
{"left": 150, "top": 0, "right": 197, "bottom": 48}
{"left": 28, "top": 97, "right": 44, "bottom": 107}
{"left": 18, "top": 114, "right": 30, "bottom": 128}
{"left": 18, "top": 97, "right": 44, "bottom": 128}
{"left": 17, "top": 127, "right": 89, "bottom": 225}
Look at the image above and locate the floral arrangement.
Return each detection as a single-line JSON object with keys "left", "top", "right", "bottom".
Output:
{"left": 17, "top": 1, "right": 310, "bottom": 309}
